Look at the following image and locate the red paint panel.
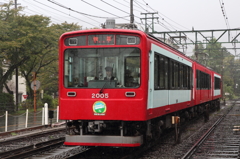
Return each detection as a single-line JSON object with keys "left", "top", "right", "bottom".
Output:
{"left": 59, "top": 89, "right": 148, "bottom": 121}
{"left": 146, "top": 101, "right": 191, "bottom": 120}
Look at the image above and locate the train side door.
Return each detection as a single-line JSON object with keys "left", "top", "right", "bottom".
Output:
{"left": 147, "top": 50, "right": 154, "bottom": 110}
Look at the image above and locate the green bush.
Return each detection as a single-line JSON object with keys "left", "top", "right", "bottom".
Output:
{"left": 0, "top": 93, "right": 14, "bottom": 103}
{"left": 53, "top": 98, "right": 59, "bottom": 107}
{"left": 41, "top": 94, "right": 54, "bottom": 108}
{"left": 0, "top": 93, "right": 14, "bottom": 112}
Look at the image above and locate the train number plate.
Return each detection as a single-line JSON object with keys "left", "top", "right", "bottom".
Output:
{"left": 92, "top": 93, "right": 109, "bottom": 98}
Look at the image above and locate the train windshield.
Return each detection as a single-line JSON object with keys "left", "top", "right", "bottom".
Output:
{"left": 64, "top": 48, "right": 140, "bottom": 88}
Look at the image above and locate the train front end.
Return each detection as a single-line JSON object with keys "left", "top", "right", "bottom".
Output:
{"left": 59, "top": 29, "right": 148, "bottom": 147}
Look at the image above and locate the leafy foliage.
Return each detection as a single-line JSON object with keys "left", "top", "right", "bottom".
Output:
{"left": 194, "top": 38, "right": 238, "bottom": 98}
{"left": 0, "top": 2, "right": 82, "bottom": 109}
{"left": 0, "top": 92, "right": 14, "bottom": 112}
{"left": 41, "top": 94, "right": 54, "bottom": 109}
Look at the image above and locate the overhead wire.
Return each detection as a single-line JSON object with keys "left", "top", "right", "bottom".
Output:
{"left": 133, "top": 0, "right": 173, "bottom": 32}
{"left": 27, "top": 8, "right": 63, "bottom": 23}
{"left": 112, "top": 0, "right": 142, "bottom": 13}
{"left": 122, "top": 0, "right": 146, "bottom": 12}
{"left": 22, "top": 0, "right": 99, "bottom": 27}
{"left": 101, "top": 0, "right": 129, "bottom": 15}
{"left": 218, "top": 0, "right": 233, "bottom": 47}
{"left": 48, "top": 0, "right": 122, "bottom": 19}
{"left": 46, "top": 0, "right": 104, "bottom": 24}
{"left": 21, "top": 0, "right": 192, "bottom": 52}
{"left": 135, "top": 0, "right": 194, "bottom": 52}
{"left": 23, "top": 0, "right": 74, "bottom": 23}
{"left": 81, "top": 0, "right": 129, "bottom": 21}
{"left": 99, "top": 0, "right": 144, "bottom": 31}
{"left": 118, "top": 0, "right": 156, "bottom": 31}
{"left": 136, "top": 0, "right": 190, "bottom": 31}
{"left": 219, "top": 0, "right": 230, "bottom": 29}
{"left": 38, "top": 0, "right": 100, "bottom": 24}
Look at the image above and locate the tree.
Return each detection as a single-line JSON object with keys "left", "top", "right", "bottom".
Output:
{"left": 0, "top": 2, "right": 82, "bottom": 106}
{"left": 35, "top": 22, "right": 82, "bottom": 97}
{"left": 202, "top": 39, "right": 236, "bottom": 98}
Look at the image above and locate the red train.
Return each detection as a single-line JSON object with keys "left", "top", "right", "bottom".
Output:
{"left": 58, "top": 27, "right": 222, "bottom": 147}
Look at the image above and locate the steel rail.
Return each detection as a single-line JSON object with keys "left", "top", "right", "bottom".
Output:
{"left": 181, "top": 101, "right": 236, "bottom": 159}
{"left": 0, "top": 138, "right": 64, "bottom": 159}
{"left": 0, "top": 127, "right": 65, "bottom": 143}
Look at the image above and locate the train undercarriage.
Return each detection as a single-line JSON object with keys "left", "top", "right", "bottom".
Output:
{"left": 64, "top": 99, "right": 220, "bottom": 147}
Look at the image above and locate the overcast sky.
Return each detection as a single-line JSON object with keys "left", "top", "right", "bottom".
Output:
{"left": 12, "top": 0, "right": 239, "bottom": 30}
{"left": 3, "top": 0, "right": 240, "bottom": 54}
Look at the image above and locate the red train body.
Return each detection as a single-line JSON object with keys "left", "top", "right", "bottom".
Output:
{"left": 59, "top": 29, "right": 221, "bottom": 147}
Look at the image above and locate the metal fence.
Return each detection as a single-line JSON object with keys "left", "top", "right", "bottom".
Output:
{"left": 0, "top": 104, "right": 62, "bottom": 132}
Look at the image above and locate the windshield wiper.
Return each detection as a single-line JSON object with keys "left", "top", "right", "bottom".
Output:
{"left": 99, "top": 79, "right": 112, "bottom": 94}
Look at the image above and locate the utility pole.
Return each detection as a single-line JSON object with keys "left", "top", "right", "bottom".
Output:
{"left": 129, "top": 0, "right": 135, "bottom": 29}
{"left": 14, "top": 0, "right": 19, "bottom": 111}
{"left": 13, "top": 0, "right": 21, "bottom": 110}
{"left": 32, "top": 72, "right": 37, "bottom": 112}
{"left": 130, "top": 0, "right": 134, "bottom": 24}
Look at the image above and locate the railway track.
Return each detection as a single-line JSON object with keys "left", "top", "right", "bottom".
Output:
{"left": 0, "top": 126, "right": 66, "bottom": 158}
{"left": 0, "top": 125, "right": 92, "bottom": 159}
{"left": 182, "top": 100, "right": 240, "bottom": 159}
{"left": 0, "top": 138, "right": 64, "bottom": 159}
{"left": 1, "top": 101, "right": 238, "bottom": 159}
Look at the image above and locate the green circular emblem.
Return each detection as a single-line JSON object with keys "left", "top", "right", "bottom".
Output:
{"left": 93, "top": 101, "right": 107, "bottom": 114}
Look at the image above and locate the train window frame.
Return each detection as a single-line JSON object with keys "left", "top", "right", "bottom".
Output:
{"left": 179, "top": 64, "right": 183, "bottom": 89}
{"left": 174, "top": 61, "right": 179, "bottom": 89}
{"left": 159, "top": 55, "right": 165, "bottom": 89}
{"left": 154, "top": 53, "right": 169, "bottom": 90}
{"left": 208, "top": 74, "right": 211, "bottom": 89}
{"left": 64, "top": 36, "right": 87, "bottom": 46}
{"left": 182, "top": 65, "right": 188, "bottom": 90}
{"left": 165, "top": 58, "right": 169, "bottom": 89}
{"left": 197, "top": 69, "right": 211, "bottom": 90}
{"left": 154, "top": 54, "right": 191, "bottom": 91}
{"left": 214, "top": 77, "right": 221, "bottom": 89}
{"left": 124, "top": 56, "right": 140, "bottom": 88}
{"left": 170, "top": 60, "right": 174, "bottom": 89}
{"left": 188, "top": 67, "right": 192, "bottom": 90}
{"left": 154, "top": 54, "right": 159, "bottom": 90}
{"left": 197, "top": 70, "right": 200, "bottom": 90}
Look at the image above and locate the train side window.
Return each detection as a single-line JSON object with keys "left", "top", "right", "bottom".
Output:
{"left": 214, "top": 77, "right": 220, "bottom": 89}
{"left": 182, "top": 65, "right": 186, "bottom": 89}
{"left": 208, "top": 74, "right": 211, "bottom": 89}
{"left": 179, "top": 64, "right": 183, "bottom": 89}
{"left": 171, "top": 60, "right": 175, "bottom": 89}
{"left": 174, "top": 62, "right": 179, "bottom": 89}
{"left": 159, "top": 56, "right": 165, "bottom": 89}
{"left": 205, "top": 73, "right": 208, "bottom": 89}
{"left": 201, "top": 72, "right": 204, "bottom": 89}
{"left": 197, "top": 70, "right": 200, "bottom": 90}
{"left": 154, "top": 54, "right": 168, "bottom": 90}
{"left": 165, "top": 58, "right": 169, "bottom": 89}
{"left": 188, "top": 67, "right": 192, "bottom": 90}
{"left": 204, "top": 73, "right": 207, "bottom": 89}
